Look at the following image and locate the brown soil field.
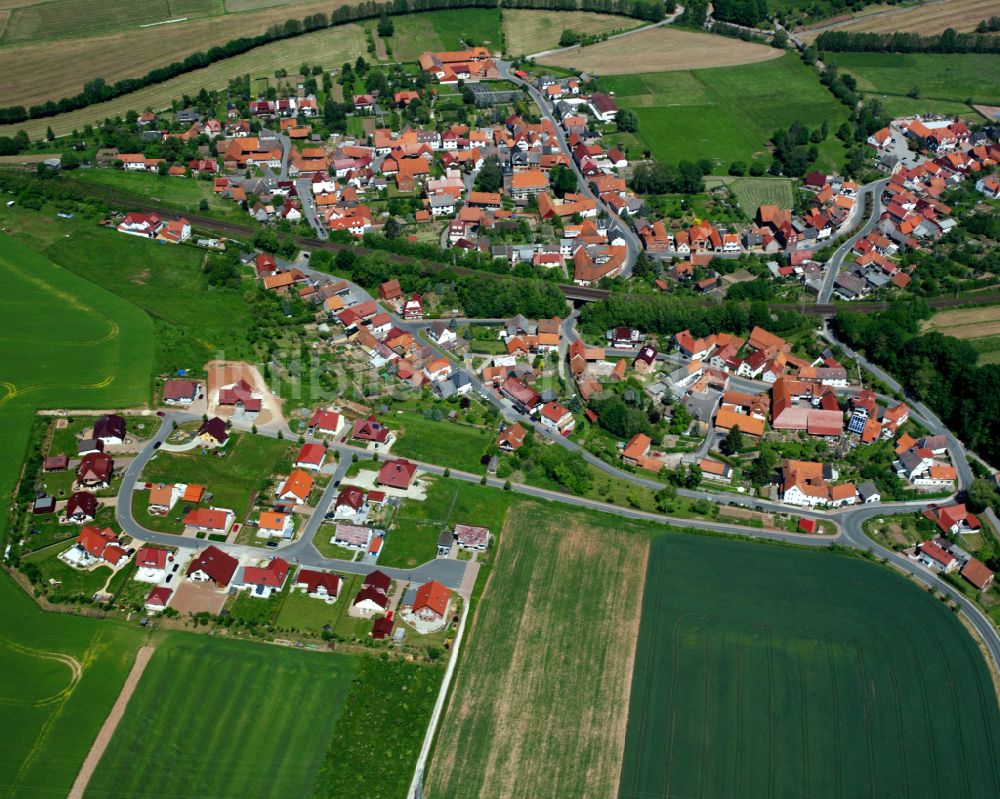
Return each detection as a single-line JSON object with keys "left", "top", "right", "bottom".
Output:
{"left": 538, "top": 26, "right": 782, "bottom": 74}
{"left": 924, "top": 306, "right": 1000, "bottom": 337}
{"left": 428, "top": 504, "right": 649, "bottom": 799}
{"left": 0, "top": 0, "right": 355, "bottom": 108}
{"left": 170, "top": 581, "right": 229, "bottom": 614}
{"left": 503, "top": 9, "right": 640, "bottom": 56}
{"left": 801, "top": 0, "right": 996, "bottom": 40}
{"left": 0, "top": 23, "right": 365, "bottom": 139}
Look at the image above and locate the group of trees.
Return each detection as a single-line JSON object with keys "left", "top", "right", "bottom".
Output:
{"left": 815, "top": 29, "right": 1000, "bottom": 54}
{"left": 631, "top": 159, "right": 707, "bottom": 195}
{"left": 578, "top": 294, "right": 809, "bottom": 340}
{"left": 833, "top": 300, "right": 1000, "bottom": 467}
{"left": 711, "top": 0, "right": 769, "bottom": 27}
{"left": 770, "top": 120, "right": 824, "bottom": 177}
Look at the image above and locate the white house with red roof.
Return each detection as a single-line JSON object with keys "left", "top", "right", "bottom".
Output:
{"left": 186, "top": 545, "right": 238, "bottom": 588}
{"left": 135, "top": 546, "right": 169, "bottom": 583}
{"left": 235, "top": 557, "right": 290, "bottom": 598}
{"left": 293, "top": 569, "right": 342, "bottom": 602}
{"left": 295, "top": 442, "right": 327, "bottom": 471}
{"left": 403, "top": 293, "right": 424, "bottom": 320}
{"left": 916, "top": 540, "right": 959, "bottom": 573}
{"left": 145, "top": 586, "right": 173, "bottom": 613}
{"left": 117, "top": 212, "right": 163, "bottom": 238}
{"left": 63, "top": 525, "right": 128, "bottom": 568}
{"left": 308, "top": 408, "right": 343, "bottom": 437}
{"left": 538, "top": 401, "right": 575, "bottom": 434}
{"left": 332, "top": 485, "right": 368, "bottom": 522}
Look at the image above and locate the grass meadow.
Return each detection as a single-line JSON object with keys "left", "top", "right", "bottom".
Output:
{"left": 0, "top": 574, "right": 147, "bottom": 798}
{"left": 140, "top": 432, "right": 297, "bottom": 519}
{"left": 71, "top": 169, "right": 242, "bottom": 218}
{"left": 619, "top": 533, "right": 1000, "bottom": 798}
{"left": 706, "top": 176, "right": 797, "bottom": 213}
{"left": 375, "top": 7, "right": 501, "bottom": 62}
{"left": 427, "top": 501, "right": 649, "bottom": 799}
{"left": 830, "top": 53, "right": 1000, "bottom": 107}
{"left": 388, "top": 410, "right": 494, "bottom": 474}
{"left": 599, "top": 54, "right": 850, "bottom": 171}
{"left": 83, "top": 633, "right": 358, "bottom": 799}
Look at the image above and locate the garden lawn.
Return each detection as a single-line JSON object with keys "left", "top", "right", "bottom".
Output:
{"left": 277, "top": 573, "right": 371, "bottom": 638}
{"left": 830, "top": 52, "right": 1000, "bottom": 106}
{"left": 389, "top": 411, "right": 493, "bottom": 473}
{"left": 84, "top": 633, "right": 357, "bottom": 799}
{"left": 22, "top": 545, "right": 113, "bottom": 598}
{"left": 139, "top": 432, "right": 297, "bottom": 520}
{"left": 599, "top": 54, "right": 850, "bottom": 171}
{"left": 428, "top": 501, "right": 649, "bottom": 799}
{"left": 619, "top": 532, "right": 1000, "bottom": 798}
{"left": 0, "top": 574, "right": 146, "bottom": 798}
{"left": 706, "top": 176, "right": 797, "bottom": 214}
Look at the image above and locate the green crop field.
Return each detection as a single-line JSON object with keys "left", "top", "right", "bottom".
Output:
{"left": 0, "top": 574, "right": 146, "bottom": 798}
{"left": 84, "top": 634, "right": 357, "bottom": 799}
{"left": 600, "top": 54, "right": 851, "bottom": 171}
{"left": 428, "top": 502, "right": 649, "bottom": 798}
{"left": 140, "top": 432, "right": 297, "bottom": 519}
{"left": 619, "top": 533, "right": 1000, "bottom": 798}
{"left": 389, "top": 411, "right": 493, "bottom": 474}
{"left": 830, "top": 52, "right": 1000, "bottom": 106}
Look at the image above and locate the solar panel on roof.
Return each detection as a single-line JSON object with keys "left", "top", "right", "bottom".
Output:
{"left": 847, "top": 413, "right": 867, "bottom": 435}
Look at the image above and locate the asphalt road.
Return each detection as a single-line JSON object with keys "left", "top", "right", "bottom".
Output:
{"left": 817, "top": 178, "right": 889, "bottom": 304}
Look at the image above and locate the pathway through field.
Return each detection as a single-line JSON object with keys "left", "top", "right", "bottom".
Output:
{"left": 67, "top": 644, "right": 155, "bottom": 799}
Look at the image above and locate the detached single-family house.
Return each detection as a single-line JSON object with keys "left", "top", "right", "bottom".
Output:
{"left": 917, "top": 540, "right": 959, "bottom": 573}
{"left": 163, "top": 379, "right": 199, "bottom": 405}
{"left": 333, "top": 485, "right": 368, "bottom": 521}
{"left": 295, "top": 443, "right": 326, "bottom": 471}
{"left": 236, "top": 557, "right": 290, "bottom": 598}
{"left": 77, "top": 452, "right": 114, "bottom": 489}
{"left": 277, "top": 469, "right": 314, "bottom": 504}
{"left": 408, "top": 580, "right": 450, "bottom": 624}
{"left": 257, "top": 511, "right": 293, "bottom": 538}
{"left": 377, "top": 458, "right": 417, "bottom": 490}
{"left": 135, "top": 547, "right": 169, "bottom": 582}
{"left": 184, "top": 507, "right": 235, "bottom": 534}
{"left": 186, "top": 545, "right": 238, "bottom": 588}
{"left": 145, "top": 586, "right": 173, "bottom": 613}
{"left": 308, "top": 409, "right": 343, "bottom": 437}
{"left": 453, "top": 524, "right": 490, "bottom": 551}
{"left": 93, "top": 414, "right": 126, "bottom": 445}
{"left": 294, "top": 569, "right": 342, "bottom": 602}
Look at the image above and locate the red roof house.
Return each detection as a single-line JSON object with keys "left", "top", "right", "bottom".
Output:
{"left": 377, "top": 458, "right": 417, "bottom": 489}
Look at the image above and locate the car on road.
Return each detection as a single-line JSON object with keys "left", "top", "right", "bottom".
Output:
{"left": 172, "top": 563, "right": 179, "bottom": 573}
{"left": 266, "top": 541, "right": 279, "bottom": 548}
{"left": 153, "top": 441, "right": 161, "bottom": 449}
{"left": 165, "top": 574, "right": 173, "bottom": 583}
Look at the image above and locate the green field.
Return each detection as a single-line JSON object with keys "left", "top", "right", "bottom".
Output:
{"left": 84, "top": 634, "right": 357, "bottom": 799}
{"left": 71, "top": 169, "right": 241, "bottom": 218}
{"left": 600, "top": 54, "right": 851, "bottom": 171}
{"left": 428, "top": 502, "right": 649, "bottom": 798}
{"left": 0, "top": 574, "right": 146, "bottom": 797}
{"left": 389, "top": 411, "right": 493, "bottom": 474}
{"left": 831, "top": 52, "right": 1000, "bottom": 106}
{"left": 140, "top": 432, "right": 297, "bottom": 520}
{"left": 374, "top": 7, "right": 502, "bottom": 61}
{"left": 0, "top": 208, "right": 257, "bottom": 376}
{"left": 619, "top": 533, "right": 1000, "bottom": 798}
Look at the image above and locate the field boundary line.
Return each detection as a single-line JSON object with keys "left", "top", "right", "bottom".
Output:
{"left": 67, "top": 644, "right": 155, "bottom": 799}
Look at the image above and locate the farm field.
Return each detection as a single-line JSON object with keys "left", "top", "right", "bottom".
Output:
{"left": 619, "top": 532, "right": 1000, "bottom": 799}
{"left": 599, "top": 55, "right": 850, "bottom": 170}
{"left": 140, "top": 432, "right": 297, "bottom": 520}
{"left": 0, "top": 573, "right": 146, "bottom": 798}
{"left": 801, "top": 0, "right": 998, "bottom": 39}
{"left": 427, "top": 502, "right": 649, "bottom": 798}
{"left": 924, "top": 306, "right": 1000, "bottom": 364}
{"left": 502, "top": 9, "right": 639, "bottom": 56}
{"left": 538, "top": 26, "right": 782, "bottom": 74}
{"left": 389, "top": 411, "right": 493, "bottom": 474}
{"left": 83, "top": 633, "right": 357, "bottom": 799}
{"left": 376, "top": 7, "right": 502, "bottom": 62}
{"left": 706, "top": 176, "right": 797, "bottom": 213}
{"left": 0, "top": 229, "right": 153, "bottom": 563}
{"left": 0, "top": 21, "right": 367, "bottom": 139}
{"left": 830, "top": 53, "right": 1000, "bottom": 107}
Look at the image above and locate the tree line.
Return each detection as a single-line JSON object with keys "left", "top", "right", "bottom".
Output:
{"left": 577, "top": 294, "right": 809, "bottom": 340}
{"left": 815, "top": 29, "right": 1000, "bottom": 54}
{"left": 500, "top": 0, "right": 670, "bottom": 23}
{"left": 833, "top": 299, "right": 1000, "bottom": 467}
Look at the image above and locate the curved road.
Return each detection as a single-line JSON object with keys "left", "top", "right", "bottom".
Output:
{"left": 817, "top": 178, "right": 889, "bottom": 303}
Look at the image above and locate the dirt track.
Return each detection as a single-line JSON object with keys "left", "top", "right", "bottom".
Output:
{"left": 67, "top": 644, "right": 155, "bottom": 799}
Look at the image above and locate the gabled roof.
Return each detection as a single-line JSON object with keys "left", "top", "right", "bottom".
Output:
{"left": 414, "top": 580, "right": 449, "bottom": 617}
{"left": 187, "top": 545, "right": 238, "bottom": 584}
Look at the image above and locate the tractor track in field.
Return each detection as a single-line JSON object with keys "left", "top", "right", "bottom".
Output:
{"left": 827, "top": 646, "right": 843, "bottom": 798}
